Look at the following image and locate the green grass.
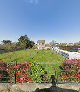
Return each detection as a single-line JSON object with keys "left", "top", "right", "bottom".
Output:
{"left": 0, "top": 49, "right": 64, "bottom": 79}
{"left": 0, "top": 49, "right": 64, "bottom": 63}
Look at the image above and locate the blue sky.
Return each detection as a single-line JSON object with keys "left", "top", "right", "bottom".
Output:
{"left": 0, "top": 0, "right": 80, "bottom": 43}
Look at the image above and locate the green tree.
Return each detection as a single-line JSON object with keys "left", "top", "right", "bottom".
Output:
{"left": 18, "top": 35, "right": 35, "bottom": 49}
{"left": 2, "top": 40, "right": 12, "bottom": 44}
{"left": 18, "top": 35, "right": 30, "bottom": 49}
{"left": 1, "top": 40, "right": 12, "bottom": 52}
{"left": 29, "top": 40, "right": 35, "bottom": 48}
{"left": 1, "top": 40, "right": 17, "bottom": 52}
{"left": 50, "top": 40, "right": 56, "bottom": 47}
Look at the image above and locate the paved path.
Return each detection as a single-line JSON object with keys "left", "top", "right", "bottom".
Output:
{"left": 0, "top": 83, "right": 80, "bottom": 92}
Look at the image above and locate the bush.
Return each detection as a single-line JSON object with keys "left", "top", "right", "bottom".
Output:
{"left": 30, "top": 62, "right": 49, "bottom": 83}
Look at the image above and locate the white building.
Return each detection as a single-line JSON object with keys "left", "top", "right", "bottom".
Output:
{"left": 37, "top": 40, "right": 45, "bottom": 50}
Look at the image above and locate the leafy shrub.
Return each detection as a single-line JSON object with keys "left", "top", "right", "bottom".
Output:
{"left": 30, "top": 62, "right": 49, "bottom": 83}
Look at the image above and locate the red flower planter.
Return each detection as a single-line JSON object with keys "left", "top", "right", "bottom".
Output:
{"left": 60, "top": 59, "right": 80, "bottom": 82}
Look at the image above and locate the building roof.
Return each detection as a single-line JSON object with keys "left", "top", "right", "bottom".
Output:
{"left": 37, "top": 40, "right": 45, "bottom": 43}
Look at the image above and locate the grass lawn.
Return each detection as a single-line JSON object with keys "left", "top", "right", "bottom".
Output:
{"left": 0, "top": 49, "right": 65, "bottom": 80}
{"left": 0, "top": 49, "right": 64, "bottom": 63}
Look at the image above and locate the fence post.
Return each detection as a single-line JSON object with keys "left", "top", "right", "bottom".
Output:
{"left": 14, "top": 61, "right": 17, "bottom": 84}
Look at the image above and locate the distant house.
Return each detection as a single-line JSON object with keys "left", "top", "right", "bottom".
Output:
{"left": 68, "top": 43, "right": 74, "bottom": 46}
{"left": 37, "top": 40, "right": 45, "bottom": 50}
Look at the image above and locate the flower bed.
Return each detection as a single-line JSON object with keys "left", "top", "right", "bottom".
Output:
{"left": 1, "top": 59, "right": 80, "bottom": 83}
{"left": 0, "top": 60, "right": 9, "bottom": 82}
{"left": 0, "top": 60, "right": 33, "bottom": 83}
{"left": 7, "top": 62, "right": 33, "bottom": 83}
{"left": 60, "top": 59, "right": 80, "bottom": 82}
{"left": 15, "top": 62, "right": 33, "bottom": 83}
{"left": 0, "top": 61, "right": 49, "bottom": 83}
